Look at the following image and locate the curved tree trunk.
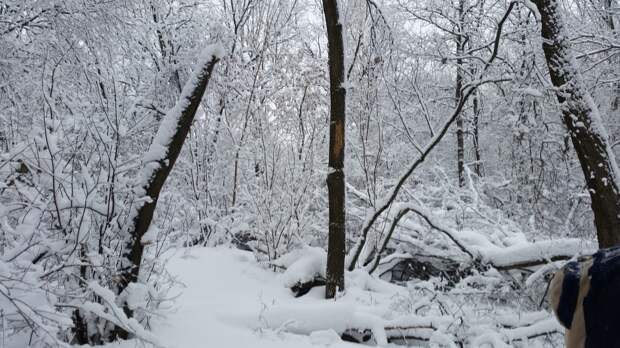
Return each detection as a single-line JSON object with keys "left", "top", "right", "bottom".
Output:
{"left": 322, "top": 0, "right": 346, "bottom": 299}
{"left": 535, "top": 0, "right": 620, "bottom": 248}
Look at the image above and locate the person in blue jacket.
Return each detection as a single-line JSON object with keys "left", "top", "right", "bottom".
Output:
{"left": 549, "top": 246, "right": 620, "bottom": 348}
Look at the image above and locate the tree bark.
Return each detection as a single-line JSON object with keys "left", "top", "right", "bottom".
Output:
{"left": 472, "top": 87, "right": 482, "bottom": 177}
{"left": 456, "top": 0, "right": 466, "bottom": 187}
{"left": 604, "top": 0, "right": 616, "bottom": 31}
{"left": 322, "top": 0, "right": 346, "bottom": 299}
{"left": 535, "top": 0, "right": 620, "bottom": 248}
{"left": 115, "top": 48, "right": 220, "bottom": 337}
{"left": 603, "top": 0, "right": 620, "bottom": 111}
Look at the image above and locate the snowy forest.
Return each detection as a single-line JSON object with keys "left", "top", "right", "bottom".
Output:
{"left": 1, "top": 0, "right": 619, "bottom": 347}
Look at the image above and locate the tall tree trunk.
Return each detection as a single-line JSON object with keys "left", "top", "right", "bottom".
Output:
{"left": 114, "top": 46, "right": 221, "bottom": 338}
{"left": 604, "top": 0, "right": 616, "bottom": 31}
{"left": 456, "top": 0, "right": 466, "bottom": 187}
{"left": 603, "top": 0, "right": 620, "bottom": 111}
{"left": 322, "top": 0, "right": 346, "bottom": 299}
{"left": 535, "top": 0, "right": 620, "bottom": 248}
{"left": 472, "top": 87, "right": 482, "bottom": 177}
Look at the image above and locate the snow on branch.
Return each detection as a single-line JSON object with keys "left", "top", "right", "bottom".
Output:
{"left": 111, "top": 43, "right": 223, "bottom": 339}
{"left": 348, "top": 2, "right": 517, "bottom": 271}
{"left": 120, "top": 42, "right": 223, "bottom": 290}
{"left": 136, "top": 43, "right": 225, "bottom": 195}
{"left": 258, "top": 295, "right": 560, "bottom": 346}
{"left": 516, "top": 0, "right": 541, "bottom": 20}
{"left": 80, "top": 282, "right": 162, "bottom": 346}
{"left": 369, "top": 202, "right": 592, "bottom": 273}
{"left": 486, "top": 239, "right": 588, "bottom": 270}
{"left": 501, "top": 317, "right": 562, "bottom": 341}
{"left": 272, "top": 246, "right": 326, "bottom": 288}
{"left": 259, "top": 301, "right": 453, "bottom": 346}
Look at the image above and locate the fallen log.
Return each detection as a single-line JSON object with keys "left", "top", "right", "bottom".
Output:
{"left": 291, "top": 276, "right": 326, "bottom": 297}
{"left": 378, "top": 254, "right": 472, "bottom": 288}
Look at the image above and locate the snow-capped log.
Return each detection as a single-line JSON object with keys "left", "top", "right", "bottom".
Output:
{"left": 116, "top": 44, "right": 223, "bottom": 336}
{"left": 533, "top": 0, "right": 620, "bottom": 248}
{"left": 369, "top": 203, "right": 592, "bottom": 275}
{"left": 486, "top": 239, "right": 590, "bottom": 271}
{"left": 258, "top": 294, "right": 560, "bottom": 346}
{"left": 272, "top": 247, "right": 327, "bottom": 297}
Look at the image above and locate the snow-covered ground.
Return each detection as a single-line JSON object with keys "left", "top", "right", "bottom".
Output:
{"left": 103, "top": 247, "right": 361, "bottom": 348}
{"left": 98, "top": 246, "right": 564, "bottom": 348}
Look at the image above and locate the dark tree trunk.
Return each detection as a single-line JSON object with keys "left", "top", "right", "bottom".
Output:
{"left": 456, "top": 0, "right": 466, "bottom": 187}
{"left": 604, "top": 0, "right": 616, "bottom": 31}
{"left": 603, "top": 0, "right": 620, "bottom": 111}
{"left": 472, "top": 87, "right": 482, "bottom": 177}
{"left": 114, "top": 50, "right": 220, "bottom": 337}
{"left": 535, "top": 0, "right": 620, "bottom": 248}
{"left": 322, "top": 0, "right": 346, "bottom": 299}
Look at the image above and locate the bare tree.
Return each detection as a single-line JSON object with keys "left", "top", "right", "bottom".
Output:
{"left": 348, "top": 1, "right": 516, "bottom": 270}
{"left": 455, "top": 0, "right": 466, "bottom": 187}
{"left": 603, "top": 0, "right": 620, "bottom": 111}
{"left": 534, "top": 0, "right": 620, "bottom": 248}
{"left": 322, "top": 0, "right": 346, "bottom": 299}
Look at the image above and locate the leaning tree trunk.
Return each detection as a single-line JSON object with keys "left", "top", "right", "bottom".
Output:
{"left": 114, "top": 45, "right": 221, "bottom": 338}
{"left": 323, "top": 0, "right": 346, "bottom": 299}
{"left": 534, "top": 0, "right": 620, "bottom": 248}
{"left": 603, "top": 0, "right": 620, "bottom": 111}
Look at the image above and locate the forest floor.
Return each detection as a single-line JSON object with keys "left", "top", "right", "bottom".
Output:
{"left": 97, "top": 245, "right": 566, "bottom": 348}
{"left": 101, "top": 247, "right": 361, "bottom": 348}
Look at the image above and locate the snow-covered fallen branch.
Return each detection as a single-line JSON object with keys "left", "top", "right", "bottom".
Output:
{"left": 370, "top": 201, "right": 592, "bottom": 274}
{"left": 272, "top": 247, "right": 327, "bottom": 297}
{"left": 486, "top": 239, "right": 589, "bottom": 270}
{"left": 259, "top": 301, "right": 454, "bottom": 346}
{"left": 501, "top": 317, "right": 562, "bottom": 341}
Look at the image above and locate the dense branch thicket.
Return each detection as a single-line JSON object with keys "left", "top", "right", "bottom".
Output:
{"left": 0, "top": 0, "right": 618, "bottom": 346}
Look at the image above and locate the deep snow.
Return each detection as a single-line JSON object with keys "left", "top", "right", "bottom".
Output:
{"left": 102, "top": 247, "right": 361, "bottom": 348}
{"left": 97, "top": 245, "right": 565, "bottom": 348}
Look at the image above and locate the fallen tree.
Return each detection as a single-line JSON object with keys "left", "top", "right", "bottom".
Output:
{"left": 368, "top": 202, "right": 591, "bottom": 274}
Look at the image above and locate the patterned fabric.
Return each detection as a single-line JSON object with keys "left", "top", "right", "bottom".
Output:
{"left": 558, "top": 261, "right": 581, "bottom": 329}
{"left": 584, "top": 245, "right": 620, "bottom": 348}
